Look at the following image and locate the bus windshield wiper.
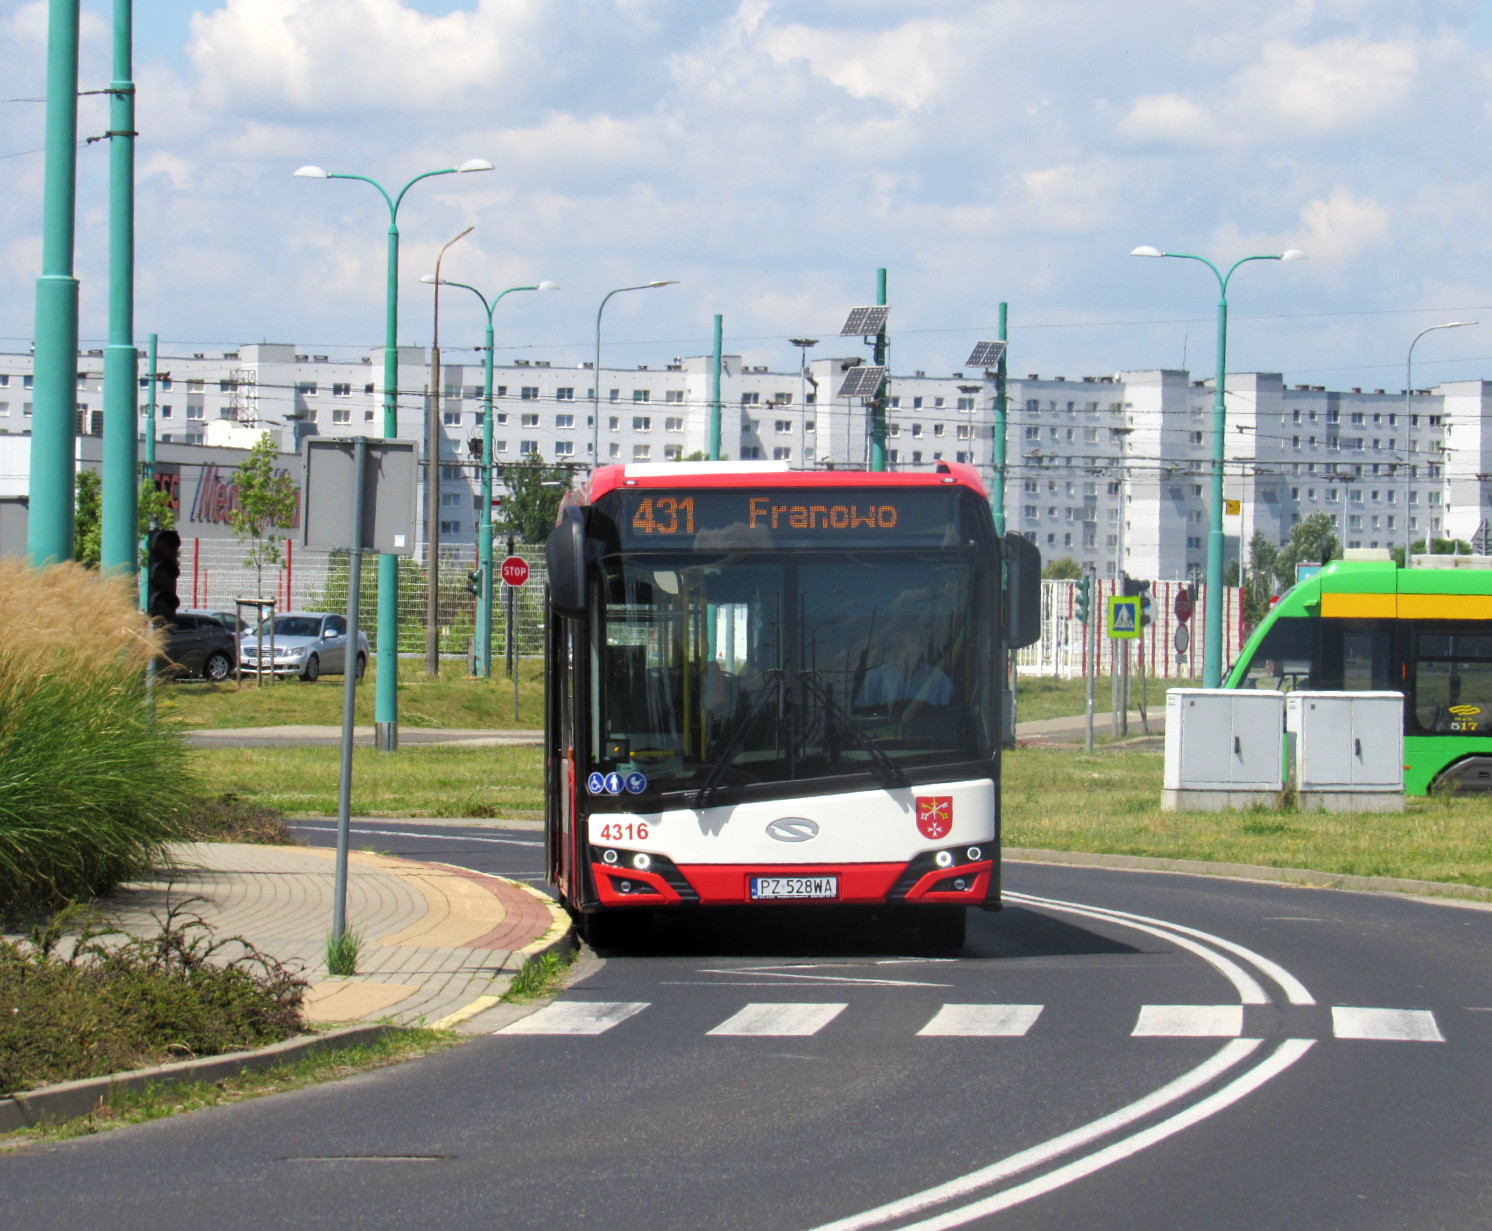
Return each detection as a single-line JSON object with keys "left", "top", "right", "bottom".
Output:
{"left": 691, "top": 669, "right": 782, "bottom": 809}
{"left": 796, "top": 670, "right": 908, "bottom": 788}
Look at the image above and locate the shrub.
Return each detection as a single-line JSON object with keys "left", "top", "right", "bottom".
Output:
{"left": 0, "top": 899, "right": 306, "bottom": 1095}
{"left": 178, "top": 794, "right": 298, "bottom": 846}
{"left": 0, "top": 561, "right": 195, "bottom": 917}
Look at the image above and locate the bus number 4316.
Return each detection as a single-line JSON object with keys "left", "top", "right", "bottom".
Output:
{"left": 599, "top": 822, "right": 650, "bottom": 842}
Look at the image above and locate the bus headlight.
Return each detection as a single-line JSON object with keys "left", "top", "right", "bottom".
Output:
{"left": 935, "top": 850, "right": 955, "bottom": 869}
{"left": 632, "top": 852, "right": 652, "bottom": 871}
{"left": 966, "top": 847, "right": 982, "bottom": 862}
{"left": 602, "top": 849, "right": 619, "bottom": 865}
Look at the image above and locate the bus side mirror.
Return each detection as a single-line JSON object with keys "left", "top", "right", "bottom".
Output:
{"left": 546, "top": 507, "right": 588, "bottom": 616}
{"left": 1004, "top": 532, "right": 1042, "bottom": 649}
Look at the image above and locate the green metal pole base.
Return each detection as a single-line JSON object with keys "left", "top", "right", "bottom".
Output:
{"left": 374, "top": 551, "right": 399, "bottom": 751}
{"left": 100, "top": 342, "right": 139, "bottom": 575}
{"left": 29, "top": 274, "right": 80, "bottom": 565}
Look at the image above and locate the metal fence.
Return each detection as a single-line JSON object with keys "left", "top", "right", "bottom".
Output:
{"left": 182, "top": 537, "right": 549, "bottom": 658}
{"left": 1017, "top": 578, "right": 1247, "bottom": 680}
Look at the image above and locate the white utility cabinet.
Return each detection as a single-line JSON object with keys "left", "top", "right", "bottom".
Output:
{"left": 1285, "top": 691, "right": 1404, "bottom": 812}
{"left": 1163, "top": 689, "right": 1285, "bottom": 811}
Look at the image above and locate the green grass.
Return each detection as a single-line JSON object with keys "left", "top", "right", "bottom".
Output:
{"left": 159, "top": 657, "right": 545, "bottom": 731}
{"left": 1003, "top": 746, "right": 1492, "bottom": 889}
{"left": 192, "top": 744, "right": 545, "bottom": 819}
{"left": 1014, "top": 674, "right": 1194, "bottom": 723}
{"left": 324, "top": 929, "right": 362, "bottom": 977}
{"left": 501, "top": 947, "right": 575, "bottom": 1003}
{"left": 194, "top": 739, "right": 1492, "bottom": 889}
{"left": 0, "top": 1029, "right": 457, "bottom": 1146}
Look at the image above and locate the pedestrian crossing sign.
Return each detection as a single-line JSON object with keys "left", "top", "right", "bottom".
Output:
{"left": 1107, "top": 595, "right": 1141, "bottom": 639}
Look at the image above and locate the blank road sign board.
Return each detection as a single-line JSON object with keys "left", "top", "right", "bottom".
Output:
{"left": 837, "top": 365, "right": 888, "bottom": 399}
{"left": 1107, "top": 595, "right": 1140, "bottom": 639}
{"left": 840, "top": 306, "right": 890, "bottom": 336}
{"left": 302, "top": 437, "right": 419, "bottom": 555}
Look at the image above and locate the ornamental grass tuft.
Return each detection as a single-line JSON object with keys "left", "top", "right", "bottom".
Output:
{"left": 0, "top": 560, "right": 196, "bottom": 918}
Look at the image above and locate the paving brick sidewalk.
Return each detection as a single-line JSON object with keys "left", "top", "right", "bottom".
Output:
{"left": 107, "top": 843, "right": 568, "bottom": 1032}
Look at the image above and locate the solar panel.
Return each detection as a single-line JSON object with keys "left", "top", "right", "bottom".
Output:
{"left": 841, "top": 306, "right": 889, "bottom": 336}
{"left": 837, "top": 365, "right": 887, "bottom": 399}
{"left": 965, "top": 340, "right": 1007, "bottom": 368}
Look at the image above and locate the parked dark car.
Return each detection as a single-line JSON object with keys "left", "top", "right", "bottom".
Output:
{"left": 160, "top": 611, "right": 238, "bottom": 682}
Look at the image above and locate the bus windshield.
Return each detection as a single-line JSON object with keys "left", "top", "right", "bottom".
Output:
{"left": 593, "top": 551, "right": 997, "bottom": 798}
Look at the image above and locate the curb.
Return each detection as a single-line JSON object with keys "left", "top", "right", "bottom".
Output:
{"left": 0, "top": 1023, "right": 398, "bottom": 1136}
{"left": 1005, "top": 847, "right": 1492, "bottom": 904}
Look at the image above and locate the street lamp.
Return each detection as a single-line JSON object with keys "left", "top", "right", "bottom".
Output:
{"left": 1404, "top": 322, "right": 1477, "bottom": 568}
{"left": 295, "top": 157, "right": 492, "bottom": 750}
{"left": 1131, "top": 243, "right": 1306, "bottom": 686}
{"left": 421, "top": 273, "right": 559, "bottom": 677}
{"left": 789, "top": 338, "right": 818, "bottom": 467}
{"left": 591, "top": 281, "right": 678, "bottom": 469}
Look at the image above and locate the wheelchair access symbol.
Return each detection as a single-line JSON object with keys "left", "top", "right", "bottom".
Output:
{"left": 1107, "top": 595, "right": 1141, "bottom": 640}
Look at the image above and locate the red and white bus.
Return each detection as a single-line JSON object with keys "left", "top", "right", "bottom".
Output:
{"left": 543, "top": 461, "right": 1040, "bottom": 949}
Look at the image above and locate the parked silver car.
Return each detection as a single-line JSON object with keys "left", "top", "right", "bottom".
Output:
{"left": 238, "top": 611, "right": 369, "bottom": 682}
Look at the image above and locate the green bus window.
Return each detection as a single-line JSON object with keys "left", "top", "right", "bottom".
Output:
{"left": 1412, "top": 631, "right": 1492, "bottom": 735}
{"left": 1236, "top": 618, "right": 1317, "bottom": 691}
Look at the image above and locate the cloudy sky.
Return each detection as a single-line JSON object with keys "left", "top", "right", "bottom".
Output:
{"left": 3, "top": 0, "right": 1492, "bottom": 388}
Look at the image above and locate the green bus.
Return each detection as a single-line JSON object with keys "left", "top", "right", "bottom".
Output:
{"left": 1225, "top": 558, "right": 1492, "bottom": 795}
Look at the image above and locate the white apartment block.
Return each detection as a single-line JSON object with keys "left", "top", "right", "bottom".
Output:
{"left": 0, "top": 341, "right": 1487, "bottom": 580}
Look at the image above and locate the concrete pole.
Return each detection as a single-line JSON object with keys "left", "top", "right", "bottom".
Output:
{"left": 992, "top": 302, "right": 1008, "bottom": 535}
{"left": 375, "top": 222, "right": 400, "bottom": 750}
{"left": 100, "top": 0, "right": 137, "bottom": 576}
{"left": 869, "top": 268, "right": 888, "bottom": 471}
{"left": 28, "top": 0, "right": 81, "bottom": 565}
{"left": 710, "top": 314, "right": 722, "bottom": 460}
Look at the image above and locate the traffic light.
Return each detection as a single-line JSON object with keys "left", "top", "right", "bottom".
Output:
{"left": 466, "top": 569, "right": 481, "bottom": 597}
{"left": 1076, "top": 574, "right": 1091, "bottom": 624}
{"left": 1122, "top": 575, "right": 1153, "bottom": 626}
{"left": 145, "top": 529, "right": 181, "bottom": 622}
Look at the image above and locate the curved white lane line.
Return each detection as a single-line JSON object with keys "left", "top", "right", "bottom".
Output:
{"left": 900, "top": 1040, "right": 1315, "bottom": 1231}
{"left": 808, "top": 1039, "right": 1262, "bottom": 1231}
{"left": 1008, "top": 890, "right": 1316, "bottom": 1006}
{"left": 293, "top": 824, "right": 542, "bottom": 849}
{"left": 1004, "top": 894, "right": 1270, "bottom": 1005}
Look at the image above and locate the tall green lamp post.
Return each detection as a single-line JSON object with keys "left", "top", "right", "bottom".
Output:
{"left": 28, "top": 0, "right": 81, "bottom": 565}
{"left": 420, "top": 274, "right": 559, "bottom": 678}
{"left": 295, "top": 158, "right": 492, "bottom": 750}
{"left": 1130, "top": 244, "right": 1306, "bottom": 687}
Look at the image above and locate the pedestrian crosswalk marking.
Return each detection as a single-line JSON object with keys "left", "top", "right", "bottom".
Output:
{"left": 496, "top": 1001, "right": 649, "bottom": 1036}
{"left": 494, "top": 999, "right": 1445, "bottom": 1043}
{"left": 707, "top": 1002, "right": 848, "bottom": 1037}
{"left": 1132, "top": 1005, "right": 1243, "bottom": 1037}
{"left": 918, "top": 1004, "right": 1044, "bottom": 1037}
{"left": 1332, "top": 1007, "right": 1444, "bottom": 1042}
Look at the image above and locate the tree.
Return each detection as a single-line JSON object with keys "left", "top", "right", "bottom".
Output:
{"left": 1273, "top": 512, "right": 1340, "bottom": 590}
{"left": 1041, "top": 556, "right": 1083, "bottom": 580}
{"left": 73, "top": 472, "right": 175, "bottom": 568}
{"left": 497, "top": 452, "right": 571, "bottom": 544}
{"left": 228, "top": 432, "right": 298, "bottom": 598}
{"left": 1241, "top": 531, "right": 1278, "bottom": 624}
{"left": 1390, "top": 538, "right": 1474, "bottom": 566}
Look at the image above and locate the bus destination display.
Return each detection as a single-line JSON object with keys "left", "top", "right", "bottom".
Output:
{"left": 607, "top": 487, "right": 971, "bottom": 550}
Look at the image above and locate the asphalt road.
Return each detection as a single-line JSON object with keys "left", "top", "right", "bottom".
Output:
{"left": 5, "top": 821, "right": 1489, "bottom": 1230}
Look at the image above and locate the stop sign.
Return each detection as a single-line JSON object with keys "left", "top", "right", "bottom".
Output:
{"left": 500, "top": 556, "right": 530, "bottom": 587}
{"left": 1174, "top": 587, "right": 1194, "bottom": 624}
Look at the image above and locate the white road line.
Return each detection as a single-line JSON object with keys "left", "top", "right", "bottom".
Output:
{"left": 1133, "top": 1005, "right": 1244, "bottom": 1038}
{"left": 893, "top": 1040, "right": 1316, "bottom": 1231}
{"left": 294, "top": 824, "right": 542, "bottom": 848}
{"left": 495, "top": 1001, "right": 649, "bottom": 1036}
{"left": 1006, "top": 890, "right": 1315, "bottom": 1006}
{"left": 918, "top": 1005, "right": 1044, "bottom": 1037}
{"left": 707, "top": 1003, "right": 848, "bottom": 1037}
{"left": 808, "top": 1039, "right": 1263, "bottom": 1231}
{"left": 1332, "top": 1007, "right": 1445, "bottom": 1042}
{"left": 1002, "top": 892, "right": 1270, "bottom": 1005}
{"left": 697, "top": 967, "right": 951, "bottom": 988}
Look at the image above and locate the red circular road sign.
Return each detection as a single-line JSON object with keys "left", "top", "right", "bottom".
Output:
{"left": 500, "top": 556, "right": 530, "bottom": 587}
{"left": 1174, "top": 587, "right": 1194, "bottom": 623}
